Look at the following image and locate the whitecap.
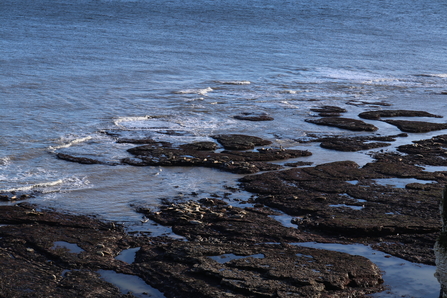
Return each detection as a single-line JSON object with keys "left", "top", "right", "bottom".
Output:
{"left": 217, "top": 80, "right": 251, "bottom": 85}
{"left": 114, "top": 116, "right": 184, "bottom": 131}
{"left": 174, "top": 87, "right": 213, "bottom": 95}
{"left": 0, "top": 176, "right": 90, "bottom": 194}
{"left": 49, "top": 136, "right": 93, "bottom": 150}
{"left": 1, "top": 179, "right": 65, "bottom": 193}
{"left": 0, "top": 157, "right": 10, "bottom": 166}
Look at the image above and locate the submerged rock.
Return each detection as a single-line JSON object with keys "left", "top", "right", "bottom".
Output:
{"left": 233, "top": 112, "right": 274, "bottom": 121}
{"left": 310, "top": 105, "right": 347, "bottom": 117}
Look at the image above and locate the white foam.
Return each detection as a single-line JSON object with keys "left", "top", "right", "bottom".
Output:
{"left": 0, "top": 176, "right": 90, "bottom": 194}
{"left": 1, "top": 179, "right": 65, "bottom": 193}
{"left": 218, "top": 80, "right": 251, "bottom": 85}
{"left": 0, "top": 157, "right": 10, "bottom": 166}
{"left": 114, "top": 116, "right": 184, "bottom": 130}
{"left": 49, "top": 136, "right": 93, "bottom": 150}
{"left": 174, "top": 87, "right": 213, "bottom": 95}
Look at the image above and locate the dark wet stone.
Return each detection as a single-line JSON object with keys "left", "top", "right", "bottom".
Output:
{"left": 0, "top": 202, "right": 384, "bottom": 297}
{"left": 134, "top": 241, "right": 383, "bottom": 298}
{"left": 0, "top": 204, "right": 135, "bottom": 297}
{"left": 310, "top": 134, "right": 407, "bottom": 152}
{"left": 320, "top": 139, "right": 390, "bottom": 151}
{"left": 396, "top": 134, "right": 447, "bottom": 167}
{"left": 305, "top": 117, "right": 378, "bottom": 132}
{"left": 211, "top": 134, "right": 273, "bottom": 150}
{"left": 116, "top": 137, "right": 157, "bottom": 144}
{"left": 310, "top": 105, "right": 347, "bottom": 117}
{"left": 56, "top": 153, "right": 103, "bottom": 165}
{"left": 284, "top": 161, "right": 314, "bottom": 167}
{"left": 179, "top": 141, "right": 218, "bottom": 151}
{"left": 233, "top": 112, "right": 274, "bottom": 121}
{"left": 359, "top": 110, "right": 442, "bottom": 120}
{"left": 239, "top": 155, "right": 444, "bottom": 264}
{"left": 0, "top": 192, "right": 35, "bottom": 202}
{"left": 384, "top": 119, "right": 447, "bottom": 133}
{"left": 123, "top": 139, "right": 309, "bottom": 174}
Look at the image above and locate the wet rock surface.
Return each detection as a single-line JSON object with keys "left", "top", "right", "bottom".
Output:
{"left": 310, "top": 105, "right": 347, "bottom": 117}
{"left": 358, "top": 110, "right": 442, "bottom": 120}
{"left": 305, "top": 117, "right": 378, "bottom": 131}
{"left": 383, "top": 119, "right": 447, "bottom": 133}
{"left": 211, "top": 134, "right": 273, "bottom": 150}
{"left": 0, "top": 202, "right": 384, "bottom": 297}
{"left": 6, "top": 130, "right": 447, "bottom": 296}
{"left": 304, "top": 134, "right": 407, "bottom": 152}
{"left": 122, "top": 136, "right": 311, "bottom": 174}
{"left": 240, "top": 142, "right": 446, "bottom": 265}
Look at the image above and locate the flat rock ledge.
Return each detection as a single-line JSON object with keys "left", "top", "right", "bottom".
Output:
{"left": 303, "top": 134, "right": 408, "bottom": 152}
{"left": 240, "top": 133, "right": 447, "bottom": 264}
{"left": 359, "top": 110, "right": 442, "bottom": 120}
{"left": 305, "top": 117, "right": 378, "bottom": 132}
{"left": 310, "top": 105, "right": 347, "bottom": 117}
{"left": 384, "top": 119, "right": 447, "bottom": 133}
{"left": 122, "top": 136, "right": 311, "bottom": 174}
{"left": 0, "top": 203, "right": 384, "bottom": 297}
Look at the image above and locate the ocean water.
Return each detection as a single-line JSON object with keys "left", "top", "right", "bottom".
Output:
{"left": 1, "top": 0, "right": 447, "bottom": 295}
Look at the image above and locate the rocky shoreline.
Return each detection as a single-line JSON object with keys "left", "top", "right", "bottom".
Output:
{"left": 1, "top": 109, "right": 446, "bottom": 297}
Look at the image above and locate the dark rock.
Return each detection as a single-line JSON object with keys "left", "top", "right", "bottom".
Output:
{"left": 314, "top": 134, "right": 407, "bottom": 152}
{"left": 179, "top": 141, "right": 218, "bottom": 151}
{"left": 305, "top": 117, "right": 378, "bottom": 131}
{"left": 320, "top": 139, "right": 390, "bottom": 152}
{"left": 123, "top": 139, "right": 310, "bottom": 174}
{"left": 384, "top": 119, "right": 447, "bottom": 133}
{"left": 56, "top": 153, "right": 103, "bottom": 165}
{"left": 233, "top": 112, "right": 274, "bottom": 121}
{"left": 0, "top": 202, "right": 384, "bottom": 297}
{"left": 116, "top": 137, "right": 157, "bottom": 144}
{"left": 211, "top": 134, "right": 272, "bottom": 150}
{"left": 239, "top": 154, "right": 444, "bottom": 264}
{"left": 134, "top": 241, "right": 384, "bottom": 298}
{"left": 359, "top": 110, "right": 442, "bottom": 120}
{"left": 284, "top": 161, "right": 314, "bottom": 167}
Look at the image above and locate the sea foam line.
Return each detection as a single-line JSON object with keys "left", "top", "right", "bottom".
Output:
{"left": 1, "top": 179, "right": 65, "bottom": 193}
{"left": 217, "top": 80, "right": 251, "bottom": 85}
{"left": 49, "top": 136, "right": 93, "bottom": 150}
{"left": 174, "top": 87, "right": 213, "bottom": 95}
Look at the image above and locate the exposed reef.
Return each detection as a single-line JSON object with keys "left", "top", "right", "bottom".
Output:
{"left": 304, "top": 117, "right": 378, "bottom": 132}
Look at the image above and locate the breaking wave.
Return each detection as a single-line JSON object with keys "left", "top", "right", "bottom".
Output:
{"left": 49, "top": 136, "right": 93, "bottom": 150}
{"left": 174, "top": 87, "right": 213, "bottom": 95}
